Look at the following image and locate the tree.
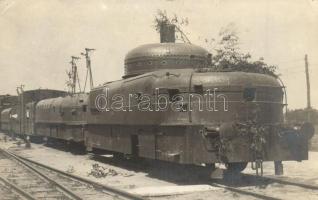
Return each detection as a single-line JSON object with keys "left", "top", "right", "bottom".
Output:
{"left": 286, "top": 108, "right": 318, "bottom": 124}
{"left": 205, "top": 23, "right": 277, "bottom": 77}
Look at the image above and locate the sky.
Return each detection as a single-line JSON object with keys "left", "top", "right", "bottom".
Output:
{"left": 0, "top": 0, "right": 317, "bottom": 109}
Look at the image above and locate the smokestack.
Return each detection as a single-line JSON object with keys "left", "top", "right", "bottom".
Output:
{"left": 160, "top": 23, "right": 175, "bottom": 43}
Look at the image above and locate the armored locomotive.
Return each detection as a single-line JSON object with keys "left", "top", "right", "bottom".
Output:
{"left": 0, "top": 27, "right": 314, "bottom": 174}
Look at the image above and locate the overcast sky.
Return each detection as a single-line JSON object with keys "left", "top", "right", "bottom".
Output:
{"left": 0, "top": 0, "right": 317, "bottom": 109}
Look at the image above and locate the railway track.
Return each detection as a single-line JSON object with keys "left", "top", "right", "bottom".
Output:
{"left": 0, "top": 176, "right": 34, "bottom": 200}
{"left": 1, "top": 143, "right": 318, "bottom": 200}
{"left": 0, "top": 145, "right": 281, "bottom": 200}
{"left": 209, "top": 182, "right": 281, "bottom": 200}
{"left": 0, "top": 148, "right": 144, "bottom": 200}
{"left": 208, "top": 171, "right": 318, "bottom": 200}
{"left": 242, "top": 173, "right": 318, "bottom": 190}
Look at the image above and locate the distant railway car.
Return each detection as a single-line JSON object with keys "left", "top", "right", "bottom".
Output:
{"left": 0, "top": 95, "right": 18, "bottom": 130}
{"left": 0, "top": 95, "right": 18, "bottom": 110}
{"left": 0, "top": 89, "right": 67, "bottom": 136}
{"left": 18, "top": 89, "right": 68, "bottom": 134}
{"left": 35, "top": 93, "right": 88, "bottom": 142}
{"left": 0, "top": 108, "right": 12, "bottom": 132}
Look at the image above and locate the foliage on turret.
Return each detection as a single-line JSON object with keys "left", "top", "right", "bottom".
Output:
{"left": 205, "top": 23, "right": 277, "bottom": 77}
{"left": 154, "top": 10, "right": 278, "bottom": 77}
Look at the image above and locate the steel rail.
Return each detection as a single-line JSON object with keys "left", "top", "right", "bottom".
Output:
{"left": 5, "top": 149, "right": 145, "bottom": 200}
{"left": 242, "top": 173, "right": 318, "bottom": 190}
{"left": 210, "top": 183, "right": 282, "bottom": 200}
{"left": 1, "top": 149, "right": 83, "bottom": 200}
{"left": 0, "top": 176, "right": 36, "bottom": 200}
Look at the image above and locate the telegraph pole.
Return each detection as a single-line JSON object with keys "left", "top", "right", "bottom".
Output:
{"left": 81, "top": 48, "right": 95, "bottom": 91}
{"left": 16, "top": 84, "right": 24, "bottom": 135}
{"left": 70, "top": 56, "right": 81, "bottom": 94}
{"left": 305, "top": 54, "right": 311, "bottom": 121}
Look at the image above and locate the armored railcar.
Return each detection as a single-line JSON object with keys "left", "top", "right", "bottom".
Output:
{"left": 35, "top": 93, "right": 88, "bottom": 142}
{"left": 84, "top": 41, "right": 312, "bottom": 172}
{"left": 86, "top": 69, "right": 309, "bottom": 167}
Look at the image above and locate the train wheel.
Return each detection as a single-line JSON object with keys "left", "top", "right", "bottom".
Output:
{"left": 226, "top": 162, "right": 248, "bottom": 173}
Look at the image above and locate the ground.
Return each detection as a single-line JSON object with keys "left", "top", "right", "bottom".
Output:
{"left": 0, "top": 132, "right": 318, "bottom": 200}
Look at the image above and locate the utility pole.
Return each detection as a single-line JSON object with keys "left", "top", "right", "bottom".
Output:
{"left": 69, "top": 56, "right": 81, "bottom": 94}
{"left": 81, "top": 48, "right": 95, "bottom": 92}
{"left": 16, "top": 84, "right": 24, "bottom": 135}
{"left": 305, "top": 54, "right": 311, "bottom": 121}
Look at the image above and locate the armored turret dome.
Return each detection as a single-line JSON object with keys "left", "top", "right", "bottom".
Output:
{"left": 124, "top": 43, "right": 211, "bottom": 78}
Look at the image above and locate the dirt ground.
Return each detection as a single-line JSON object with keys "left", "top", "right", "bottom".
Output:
{"left": 0, "top": 132, "right": 318, "bottom": 200}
